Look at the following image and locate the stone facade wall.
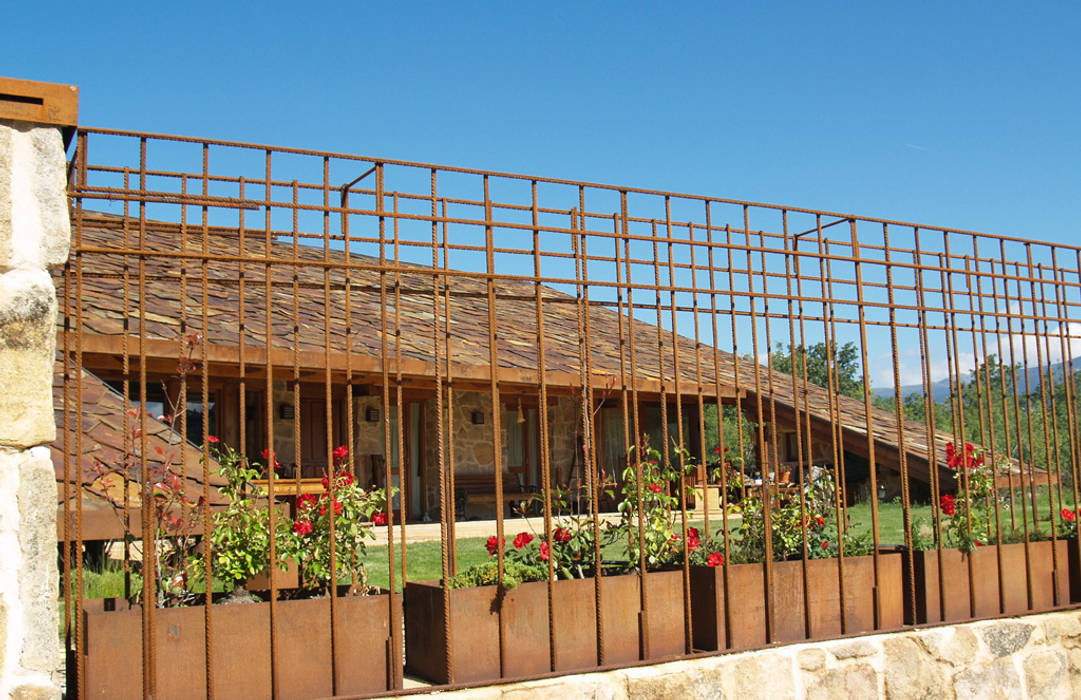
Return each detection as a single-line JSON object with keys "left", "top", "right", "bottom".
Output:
{"left": 0, "top": 119, "right": 69, "bottom": 698}
{"left": 393, "top": 610, "right": 1081, "bottom": 700}
{"left": 418, "top": 392, "right": 581, "bottom": 517}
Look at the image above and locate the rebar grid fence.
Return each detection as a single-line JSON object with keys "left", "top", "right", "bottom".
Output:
{"left": 59, "top": 127, "right": 1081, "bottom": 698}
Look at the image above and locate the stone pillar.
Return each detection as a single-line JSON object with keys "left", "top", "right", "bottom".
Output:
{"left": 0, "top": 78, "right": 77, "bottom": 699}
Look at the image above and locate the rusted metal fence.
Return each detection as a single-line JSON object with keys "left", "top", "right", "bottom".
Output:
{"left": 59, "top": 127, "right": 1081, "bottom": 698}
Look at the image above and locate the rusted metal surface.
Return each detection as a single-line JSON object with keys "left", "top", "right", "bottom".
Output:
{"left": 0, "top": 75, "right": 78, "bottom": 130}
{"left": 61, "top": 126, "right": 1081, "bottom": 698}
{"left": 81, "top": 593, "right": 399, "bottom": 699}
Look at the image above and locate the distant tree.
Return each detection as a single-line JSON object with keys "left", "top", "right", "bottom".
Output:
{"left": 769, "top": 341, "right": 865, "bottom": 400}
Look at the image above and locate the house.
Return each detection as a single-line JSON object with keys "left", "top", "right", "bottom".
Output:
{"left": 54, "top": 210, "right": 1041, "bottom": 535}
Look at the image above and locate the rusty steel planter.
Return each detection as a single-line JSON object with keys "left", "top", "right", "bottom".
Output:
{"left": 690, "top": 552, "right": 904, "bottom": 652}
{"left": 403, "top": 571, "right": 687, "bottom": 685}
{"left": 80, "top": 592, "right": 401, "bottom": 699}
{"left": 244, "top": 559, "right": 300, "bottom": 591}
{"left": 904, "top": 540, "right": 1072, "bottom": 624}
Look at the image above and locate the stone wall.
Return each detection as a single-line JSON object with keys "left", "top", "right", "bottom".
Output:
{"left": 0, "top": 118, "right": 68, "bottom": 698}
{"left": 393, "top": 610, "right": 1081, "bottom": 700}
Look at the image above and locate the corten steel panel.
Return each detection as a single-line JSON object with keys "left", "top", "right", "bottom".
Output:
{"left": 550, "top": 577, "right": 600, "bottom": 672}
{"left": 689, "top": 554, "right": 902, "bottom": 653}
{"left": 0, "top": 76, "right": 78, "bottom": 126}
{"left": 82, "top": 595, "right": 398, "bottom": 699}
{"left": 404, "top": 574, "right": 687, "bottom": 685}
{"left": 908, "top": 547, "right": 1003, "bottom": 624}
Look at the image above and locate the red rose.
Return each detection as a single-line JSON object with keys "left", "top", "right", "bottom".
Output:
{"left": 540, "top": 541, "right": 550, "bottom": 561}
{"left": 338, "top": 471, "right": 355, "bottom": 487}
{"left": 815, "top": 516, "right": 825, "bottom": 529}
{"left": 648, "top": 484, "right": 663, "bottom": 494}
{"left": 207, "top": 435, "right": 220, "bottom": 444}
{"left": 707, "top": 552, "right": 724, "bottom": 567}
{"left": 485, "top": 535, "right": 504, "bottom": 557}
{"left": 261, "top": 448, "right": 282, "bottom": 470}
{"left": 974, "top": 540, "right": 984, "bottom": 547}
{"left": 821, "top": 541, "right": 829, "bottom": 548}
{"left": 293, "top": 518, "right": 313, "bottom": 536}
{"left": 940, "top": 494, "right": 956, "bottom": 516}
{"left": 372, "top": 511, "right": 388, "bottom": 525}
{"left": 1062, "top": 508, "right": 1076, "bottom": 523}
{"left": 687, "top": 527, "right": 699, "bottom": 539}
{"left": 553, "top": 527, "right": 571, "bottom": 544}
{"left": 714, "top": 447, "right": 721, "bottom": 455}
{"left": 333, "top": 445, "right": 349, "bottom": 460}
{"left": 321, "top": 474, "right": 331, "bottom": 490}
{"left": 318, "top": 498, "right": 342, "bottom": 517}
{"left": 945, "top": 442, "right": 955, "bottom": 457}
{"left": 513, "top": 532, "right": 533, "bottom": 549}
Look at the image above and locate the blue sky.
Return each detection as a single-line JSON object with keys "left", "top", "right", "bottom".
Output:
{"left": 6, "top": 2, "right": 1079, "bottom": 245}
{"left": 6, "top": 2, "right": 1080, "bottom": 389}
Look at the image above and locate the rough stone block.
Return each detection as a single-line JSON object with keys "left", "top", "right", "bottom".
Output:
{"left": 797, "top": 647, "right": 828, "bottom": 671}
{"left": 718, "top": 652, "right": 795, "bottom": 699}
{"left": 916, "top": 627, "right": 982, "bottom": 667}
{"left": 10, "top": 683, "right": 61, "bottom": 700}
{"left": 981, "top": 621, "right": 1035, "bottom": 658}
{"left": 882, "top": 636, "right": 948, "bottom": 700}
{"left": 829, "top": 639, "right": 879, "bottom": 660}
{"left": 1041, "top": 613, "right": 1081, "bottom": 648}
{"left": 1023, "top": 648, "right": 1068, "bottom": 700}
{"left": 0, "top": 121, "right": 70, "bottom": 271}
{"left": 16, "top": 446, "right": 59, "bottom": 672}
{"left": 623, "top": 663, "right": 722, "bottom": 700}
{"left": 952, "top": 657, "right": 1023, "bottom": 699}
{"left": 0, "top": 269, "right": 57, "bottom": 447}
{"left": 806, "top": 662, "right": 878, "bottom": 700}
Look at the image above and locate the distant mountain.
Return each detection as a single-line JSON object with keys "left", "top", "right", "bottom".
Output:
{"left": 872, "top": 357, "right": 1081, "bottom": 403}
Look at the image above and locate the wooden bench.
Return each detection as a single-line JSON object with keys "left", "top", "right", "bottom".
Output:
{"left": 454, "top": 473, "right": 534, "bottom": 516}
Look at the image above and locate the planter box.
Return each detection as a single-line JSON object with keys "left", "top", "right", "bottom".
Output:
{"left": 80, "top": 592, "right": 401, "bottom": 699}
{"left": 904, "top": 540, "right": 1072, "bottom": 624}
{"left": 245, "top": 559, "right": 300, "bottom": 591}
{"left": 690, "top": 552, "right": 903, "bottom": 652}
{"left": 404, "top": 571, "right": 687, "bottom": 685}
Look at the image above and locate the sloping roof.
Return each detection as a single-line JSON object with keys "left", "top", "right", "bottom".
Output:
{"left": 58, "top": 213, "right": 1039, "bottom": 488}
{"left": 53, "top": 359, "right": 228, "bottom": 541}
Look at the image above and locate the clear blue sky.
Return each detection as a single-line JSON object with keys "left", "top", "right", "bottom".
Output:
{"left": 6, "top": 2, "right": 1079, "bottom": 246}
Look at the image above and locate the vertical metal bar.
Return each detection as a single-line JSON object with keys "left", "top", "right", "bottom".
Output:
{"left": 394, "top": 193, "right": 408, "bottom": 603}
{"left": 199, "top": 142, "right": 215, "bottom": 699}
{"left": 1000, "top": 250, "right": 1034, "bottom": 608}
{"left": 263, "top": 148, "right": 280, "bottom": 700}
{"left": 429, "top": 169, "right": 454, "bottom": 682}
{"left": 620, "top": 191, "right": 649, "bottom": 658}
{"left": 990, "top": 249, "right": 1019, "bottom": 531}
{"left": 376, "top": 162, "right": 402, "bottom": 689}
{"left": 137, "top": 135, "right": 156, "bottom": 699}
{"left": 704, "top": 205, "right": 733, "bottom": 637}
{"left": 849, "top": 220, "right": 882, "bottom": 629}
{"left": 531, "top": 181, "right": 557, "bottom": 670}
{"left": 326, "top": 157, "right": 342, "bottom": 694}
{"left": 970, "top": 239, "right": 1006, "bottom": 611}
{"left": 817, "top": 231, "right": 848, "bottom": 632}
{"left": 913, "top": 228, "right": 946, "bottom": 621}
{"left": 482, "top": 176, "right": 509, "bottom": 676}
{"left": 662, "top": 199, "right": 693, "bottom": 652}
{"left": 781, "top": 212, "right": 813, "bottom": 637}
{"left": 440, "top": 198, "right": 459, "bottom": 574}
{"left": 883, "top": 224, "right": 916, "bottom": 624}
{"left": 744, "top": 208, "right": 775, "bottom": 641}
{"left": 72, "top": 129, "right": 88, "bottom": 698}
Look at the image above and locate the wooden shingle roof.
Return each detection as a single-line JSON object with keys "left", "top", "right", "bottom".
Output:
{"left": 59, "top": 213, "right": 1040, "bottom": 489}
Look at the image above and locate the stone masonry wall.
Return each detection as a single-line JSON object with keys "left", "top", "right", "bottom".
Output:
{"left": 393, "top": 609, "right": 1081, "bottom": 700}
{"left": 0, "top": 119, "right": 69, "bottom": 698}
